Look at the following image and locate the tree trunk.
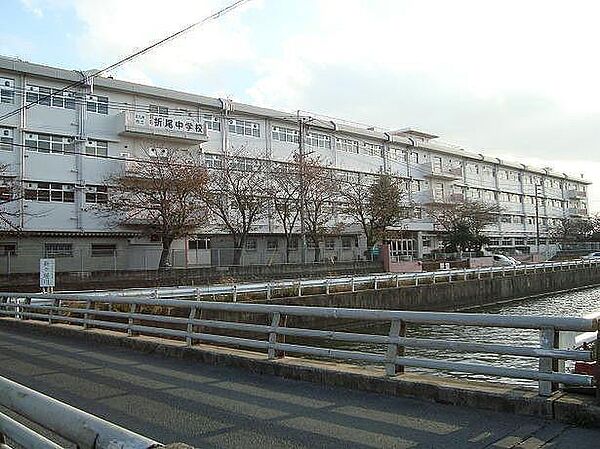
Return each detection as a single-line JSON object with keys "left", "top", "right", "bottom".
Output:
{"left": 232, "top": 236, "right": 245, "bottom": 266}
{"left": 284, "top": 236, "right": 291, "bottom": 264}
{"left": 158, "top": 238, "right": 173, "bottom": 269}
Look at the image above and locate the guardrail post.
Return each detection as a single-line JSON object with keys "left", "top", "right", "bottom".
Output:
{"left": 477, "top": 268, "right": 481, "bottom": 280}
{"left": 395, "top": 273, "right": 400, "bottom": 287}
{"left": 268, "top": 312, "right": 281, "bottom": 360}
{"left": 83, "top": 299, "right": 93, "bottom": 329}
{"left": 325, "top": 280, "right": 330, "bottom": 295}
{"left": 385, "top": 319, "right": 405, "bottom": 376}
{"left": 48, "top": 298, "right": 59, "bottom": 325}
{"left": 432, "top": 273, "right": 436, "bottom": 284}
{"left": 414, "top": 273, "right": 418, "bottom": 286}
{"left": 232, "top": 285, "right": 237, "bottom": 303}
{"left": 297, "top": 281, "right": 302, "bottom": 297}
{"left": 186, "top": 306, "right": 197, "bottom": 347}
{"left": 539, "top": 327, "right": 556, "bottom": 396}
{"left": 489, "top": 268, "right": 494, "bottom": 279}
{"left": 463, "top": 269, "right": 467, "bottom": 281}
{"left": 267, "top": 283, "right": 272, "bottom": 300}
{"left": 351, "top": 276, "right": 356, "bottom": 292}
{"left": 127, "top": 303, "right": 137, "bottom": 337}
{"left": 374, "top": 278, "right": 378, "bottom": 290}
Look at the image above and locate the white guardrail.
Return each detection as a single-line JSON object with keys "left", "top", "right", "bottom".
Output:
{"left": 0, "top": 292, "right": 598, "bottom": 397}
{"left": 0, "top": 376, "right": 161, "bottom": 449}
{"left": 42, "top": 258, "right": 600, "bottom": 303}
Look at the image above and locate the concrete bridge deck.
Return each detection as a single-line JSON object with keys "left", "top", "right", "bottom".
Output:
{"left": 1, "top": 327, "right": 599, "bottom": 449}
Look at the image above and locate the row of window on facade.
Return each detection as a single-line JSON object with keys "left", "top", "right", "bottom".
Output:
{"left": 23, "top": 182, "right": 107, "bottom": 203}
{"left": 499, "top": 215, "right": 563, "bottom": 226}
{"left": 0, "top": 129, "right": 109, "bottom": 156}
{"left": 189, "top": 236, "right": 359, "bottom": 251}
{"left": 487, "top": 237, "right": 550, "bottom": 247}
{"left": 0, "top": 242, "right": 116, "bottom": 257}
{"left": 436, "top": 182, "right": 577, "bottom": 207}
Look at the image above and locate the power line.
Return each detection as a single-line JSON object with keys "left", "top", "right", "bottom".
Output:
{"left": 0, "top": 0, "right": 252, "bottom": 123}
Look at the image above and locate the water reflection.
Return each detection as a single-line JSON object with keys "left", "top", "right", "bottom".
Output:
{"left": 336, "top": 287, "right": 600, "bottom": 387}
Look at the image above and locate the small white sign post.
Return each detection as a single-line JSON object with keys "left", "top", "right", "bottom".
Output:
{"left": 39, "top": 258, "right": 55, "bottom": 292}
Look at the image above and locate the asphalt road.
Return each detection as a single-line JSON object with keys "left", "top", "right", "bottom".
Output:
{"left": 1, "top": 326, "right": 599, "bottom": 449}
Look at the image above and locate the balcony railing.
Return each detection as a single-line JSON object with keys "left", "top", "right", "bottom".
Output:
{"left": 119, "top": 111, "right": 208, "bottom": 143}
{"left": 418, "top": 162, "right": 463, "bottom": 180}
{"left": 567, "top": 190, "right": 587, "bottom": 200}
{"left": 567, "top": 207, "right": 588, "bottom": 217}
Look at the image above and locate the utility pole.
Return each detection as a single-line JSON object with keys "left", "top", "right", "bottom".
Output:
{"left": 534, "top": 183, "right": 541, "bottom": 255}
{"left": 297, "top": 110, "right": 307, "bottom": 264}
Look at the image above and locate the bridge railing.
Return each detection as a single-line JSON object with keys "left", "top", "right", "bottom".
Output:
{"left": 0, "top": 294, "right": 597, "bottom": 397}
{"left": 9, "top": 258, "right": 600, "bottom": 303}
{"left": 0, "top": 375, "right": 161, "bottom": 449}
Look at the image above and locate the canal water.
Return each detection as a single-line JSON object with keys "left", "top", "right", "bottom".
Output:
{"left": 335, "top": 286, "right": 600, "bottom": 387}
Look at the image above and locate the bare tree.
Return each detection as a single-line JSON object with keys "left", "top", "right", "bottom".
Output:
{"left": 424, "top": 199, "right": 502, "bottom": 254}
{"left": 204, "top": 150, "right": 270, "bottom": 266}
{"left": 0, "top": 163, "right": 22, "bottom": 232}
{"left": 550, "top": 216, "right": 599, "bottom": 243}
{"left": 100, "top": 145, "right": 209, "bottom": 269}
{"left": 264, "top": 160, "right": 301, "bottom": 263}
{"left": 301, "top": 156, "right": 342, "bottom": 262}
{"left": 341, "top": 173, "right": 411, "bottom": 251}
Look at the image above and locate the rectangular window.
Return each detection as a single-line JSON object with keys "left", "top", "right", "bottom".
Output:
{"left": 0, "top": 127, "right": 13, "bottom": 151}
{"left": 266, "top": 239, "right": 278, "bottom": 251}
{"left": 24, "top": 182, "right": 75, "bottom": 203}
{"left": 203, "top": 114, "right": 221, "bottom": 131}
{"left": 325, "top": 239, "right": 335, "bottom": 250}
{"left": 272, "top": 126, "right": 299, "bottom": 143}
{"left": 189, "top": 238, "right": 210, "bottom": 250}
{"left": 342, "top": 236, "right": 353, "bottom": 250}
{"left": 25, "top": 133, "right": 74, "bottom": 154}
{"left": 305, "top": 132, "right": 331, "bottom": 149}
{"left": 0, "top": 78, "right": 15, "bottom": 104}
{"left": 432, "top": 156, "right": 443, "bottom": 173}
{"left": 336, "top": 138, "right": 359, "bottom": 154}
{"left": 85, "top": 139, "right": 108, "bottom": 157}
{"left": 502, "top": 238, "right": 513, "bottom": 246}
{"left": 87, "top": 95, "right": 109, "bottom": 114}
{"left": 361, "top": 142, "right": 382, "bottom": 157}
{"left": 228, "top": 119, "right": 260, "bottom": 137}
{"left": 245, "top": 239, "right": 257, "bottom": 251}
{"left": 45, "top": 243, "right": 73, "bottom": 258}
{"left": 91, "top": 244, "right": 116, "bottom": 257}
{"left": 390, "top": 147, "right": 406, "bottom": 161}
{"left": 409, "top": 152, "right": 419, "bottom": 164}
{"left": 149, "top": 104, "right": 169, "bottom": 116}
{"left": 85, "top": 185, "right": 108, "bottom": 204}
{"left": 26, "top": 85, "right": 76, "bottom": 110}
{"left": 488, "top": 238, "right": 500, "bottom": 246}
{"left": 0, "top": 243, "right": 16, "bottom": 256}
{"left": 500, "top": 215, "right": 512, "bottom": 223}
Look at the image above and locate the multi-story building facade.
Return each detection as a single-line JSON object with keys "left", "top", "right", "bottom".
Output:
{"left": 0, "top": 56, "right": 591, "bottom": 272}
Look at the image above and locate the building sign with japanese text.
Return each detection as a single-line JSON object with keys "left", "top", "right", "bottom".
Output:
{"left": 133, "top": 112, "right": 204, "bottom": 135}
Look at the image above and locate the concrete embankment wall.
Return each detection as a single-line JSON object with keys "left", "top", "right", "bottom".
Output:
{"left": 265, "top": 265, "right": 600, "bottom": 313}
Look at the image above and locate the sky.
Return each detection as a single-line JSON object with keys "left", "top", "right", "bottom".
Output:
{"left": 2, "top": 0, "right": 599, "bottom": 211}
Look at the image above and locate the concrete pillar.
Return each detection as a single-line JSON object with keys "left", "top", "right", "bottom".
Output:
{"left": 416, "top": 231, "right": 424, "bottom": 259}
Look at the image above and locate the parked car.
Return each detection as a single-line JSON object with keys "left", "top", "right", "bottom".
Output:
{"left": 491, "top": 254, "right": 522, "bottom": 267}
{"left": 581, "top": 252, "right": 600, "bottom": 260}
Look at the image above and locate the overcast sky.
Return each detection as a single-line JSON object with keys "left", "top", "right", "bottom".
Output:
{"left": 3, "top": 0, "right": 599, "bottom": 210}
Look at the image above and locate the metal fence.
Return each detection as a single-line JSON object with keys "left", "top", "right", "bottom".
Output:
{"left": 0, "top": 292, "right": 597, "bottom": 397}
{"left": 0, "top": 246, "right": 366, "bottom": 275}
{"left": 40, "top": 258, "right": 600, "bottom": 303}
{"left": 0, "top": 376, "right": 160, "bottom": 449}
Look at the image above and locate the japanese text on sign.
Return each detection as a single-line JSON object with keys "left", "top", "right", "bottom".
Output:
{"left": 134, "top": 113, "right": 204, "bottom": 134}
